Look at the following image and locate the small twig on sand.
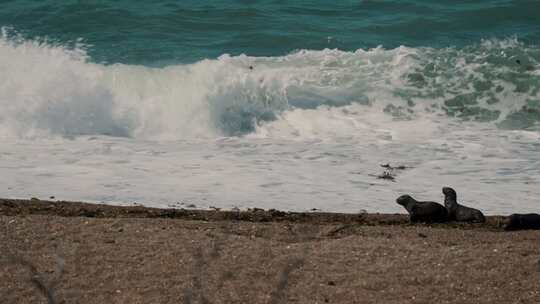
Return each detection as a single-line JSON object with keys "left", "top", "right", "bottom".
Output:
{"left": 269, "top": 257, "right": 305, "bottom": 304}
{"left": 269, "top": 245, "right": 309, "bottom": 304}
{"left": 326, "top": 224, "right": 354, "bottom": 237}
{"left": 182, "top": 246, "right": 210, "bottom": 304}
{"left": 183, "top": 227, "right": 231, "bottom": 304}
{"left": 7, "top": 254, "right": 64, "bottom": 304}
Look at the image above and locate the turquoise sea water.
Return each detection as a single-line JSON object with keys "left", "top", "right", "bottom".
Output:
{"left": 1, "top": 0, "right": 540, "bottom": 65}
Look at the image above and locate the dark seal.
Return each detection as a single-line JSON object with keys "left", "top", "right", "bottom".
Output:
{"left": 442, "top": 187, "right": 485, "bottom": 223}
{"left": 504, "top": 213, "right": 540, "bottom": 231}
{"left": 396, "top": 195, "right": 448, "bottom": 223}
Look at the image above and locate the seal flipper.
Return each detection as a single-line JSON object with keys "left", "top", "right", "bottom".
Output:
{"left": 472, "top": 209, "right": 486, "bottom": 223}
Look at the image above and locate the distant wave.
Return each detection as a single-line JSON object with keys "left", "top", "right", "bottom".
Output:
{"left": 1, "top": 27, "right": 539, "bottom": 140}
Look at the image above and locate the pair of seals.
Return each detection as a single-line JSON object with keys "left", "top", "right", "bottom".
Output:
{"left": 396, "top": 195, "right": 448, "bottom": 223}
{"left": 396, "top": 187, "right": 485, "bottom": 223}
{"left": 504, "top": 213, "right": 540, "bottom": 230}
{"left": 442, "top": 187, "right": 485, "bottom": 223}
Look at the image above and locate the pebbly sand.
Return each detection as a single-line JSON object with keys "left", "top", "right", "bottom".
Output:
{"left": 1, "top": 198, "right": 539, "bottom": 304}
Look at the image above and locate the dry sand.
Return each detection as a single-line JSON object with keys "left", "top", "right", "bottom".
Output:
{"left": 1, "top": 198, "right": 539, "bottom": 304}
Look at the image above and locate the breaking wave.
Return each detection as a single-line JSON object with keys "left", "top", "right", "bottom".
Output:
{"left": 1, "top": 28, "right": 539, "bottom": 140}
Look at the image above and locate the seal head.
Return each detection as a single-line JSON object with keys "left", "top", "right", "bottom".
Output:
{"left": 396, "top": 194, "right": 415, "bottom": 211}
{"left": 442, "top": 187, "right": 457, "bottom": 201}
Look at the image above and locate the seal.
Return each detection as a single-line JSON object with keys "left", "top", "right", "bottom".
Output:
{"left": 396, "top": 195, "right": 448, "bottom": 223}
{"left": 442, "top": 187, "right": 485, "bottom": 223}
{"left": 503, "top": 213, "right": 540, "bottom": 231}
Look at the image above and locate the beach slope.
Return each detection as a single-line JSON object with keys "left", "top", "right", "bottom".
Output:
{"left": 1, "top": 199, "right": 539, "bottom": 303}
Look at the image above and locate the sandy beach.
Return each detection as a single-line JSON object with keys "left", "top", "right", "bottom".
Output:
{"left": 3, "top": 1, "right": 540, "bottom": 303}
{"left": 1, "top": 198, "right": 539, "bottom": 304}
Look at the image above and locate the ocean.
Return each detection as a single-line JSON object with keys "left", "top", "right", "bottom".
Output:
{"left": 1, "top": 1, "right": 539, "bottom": 214}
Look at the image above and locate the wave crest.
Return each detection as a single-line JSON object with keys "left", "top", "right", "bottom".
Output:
{"left": 1, "top": 28, "right": 539, "bottom": 139}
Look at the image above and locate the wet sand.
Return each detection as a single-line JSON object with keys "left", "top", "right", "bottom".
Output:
{"left": 1, "top": 198, "right": 539, "bottom": 303}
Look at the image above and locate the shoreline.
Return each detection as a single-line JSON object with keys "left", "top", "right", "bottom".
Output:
{"left": 0, "top": 198, "right": 507, "bottom": 229}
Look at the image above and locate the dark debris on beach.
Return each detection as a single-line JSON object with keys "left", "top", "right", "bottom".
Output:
{"left": 0, "top": 198, "right": 506, "bottom": 230}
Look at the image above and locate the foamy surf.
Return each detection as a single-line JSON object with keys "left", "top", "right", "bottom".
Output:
{"left": 1, "top": 29, "right": 539, "bottom": 214}
{"left": 2, "top": 29, "right": 539, "bottom": 140}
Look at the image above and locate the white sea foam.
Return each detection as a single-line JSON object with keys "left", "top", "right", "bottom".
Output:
{"left": 2, "top": 30, "right": 539, "bottom": 140}
{"left": 1, "top": 30, "right": 539, "bottom": 214}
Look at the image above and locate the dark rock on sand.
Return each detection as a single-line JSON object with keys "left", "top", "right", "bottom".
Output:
{"left": 503, "top": 213, "right": 540, "bottom": 231}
